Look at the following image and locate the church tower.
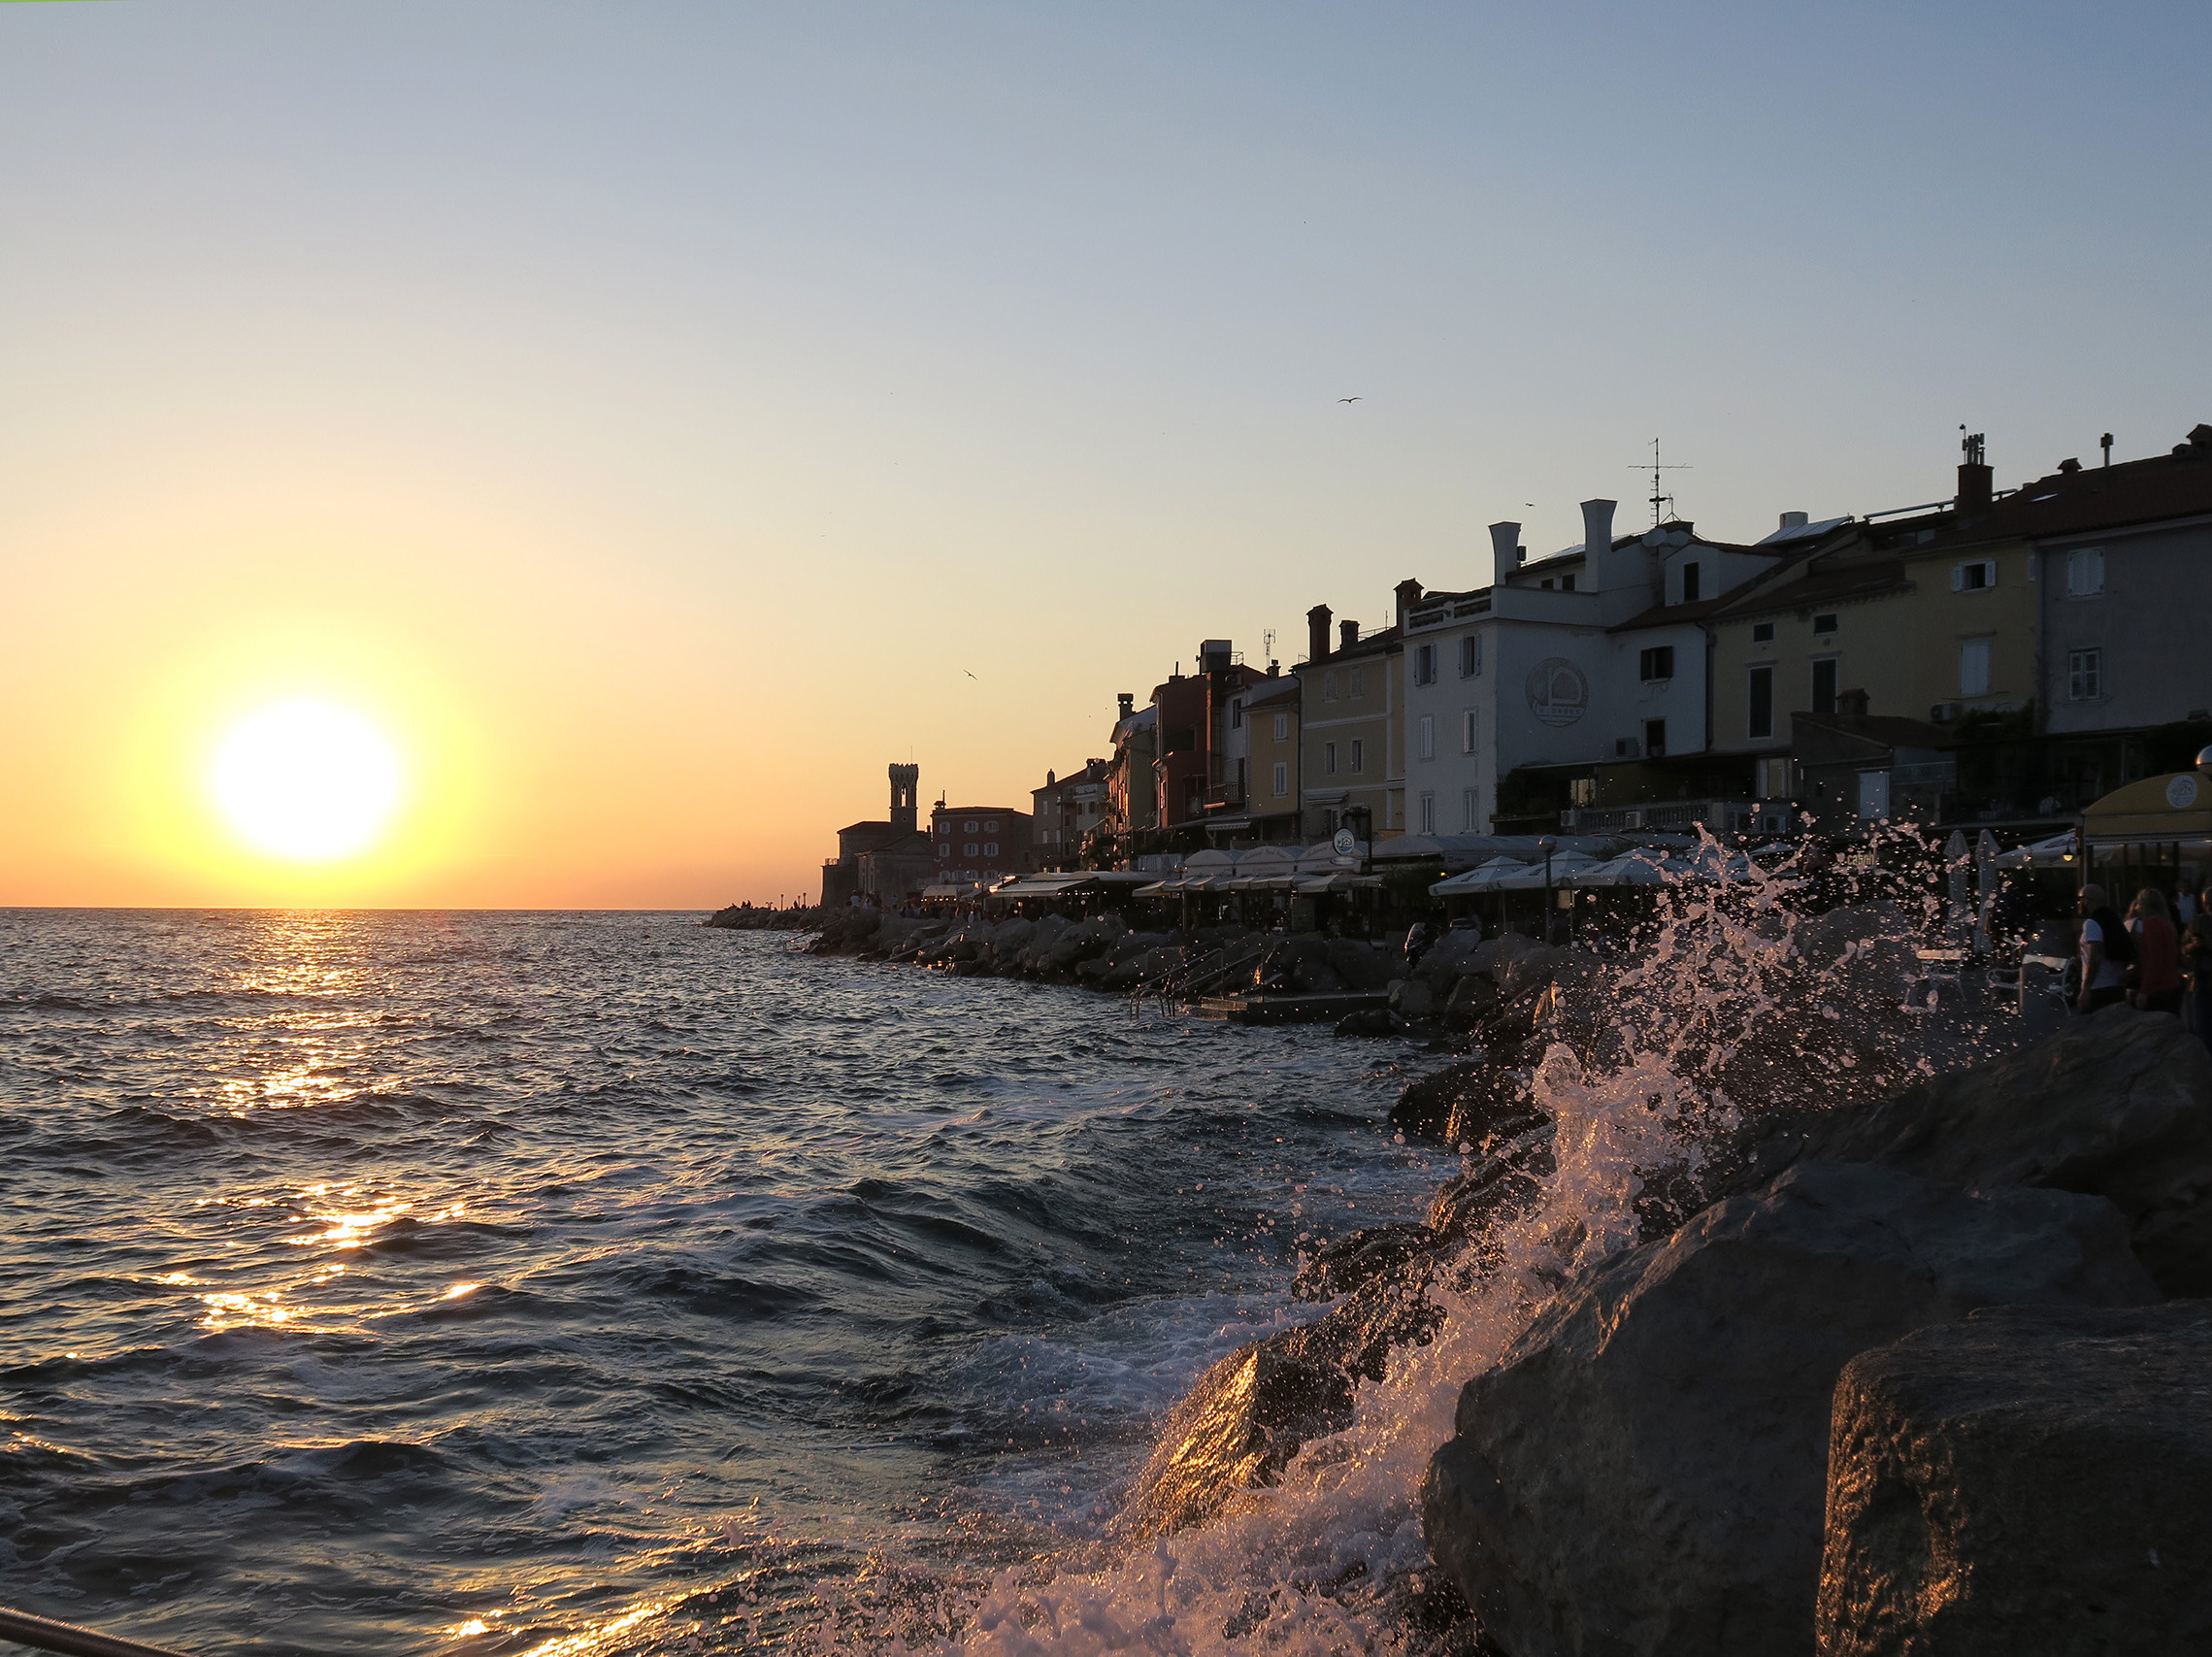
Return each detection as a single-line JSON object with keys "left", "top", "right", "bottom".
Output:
{"left": 888, "top": 763, "right": 919, "bottom": 835}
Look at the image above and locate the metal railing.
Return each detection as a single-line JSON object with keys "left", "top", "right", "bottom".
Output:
{"left": 0, "top": 1605, "right": 191, "bottom": 1657}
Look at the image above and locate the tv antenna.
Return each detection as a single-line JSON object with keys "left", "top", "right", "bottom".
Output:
{"left": 1629, "top": 438, "right": 1691, "bottom": 526}
{"left": 1262, "top": 627, "right": 1275, "bottom": 664}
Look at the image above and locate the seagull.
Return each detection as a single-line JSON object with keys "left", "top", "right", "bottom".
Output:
{"left": 1337, "top": 397, "right": 1362, "bottom": 403}
{"left": 964, "top": 671, "right": 977, "bottom": 679}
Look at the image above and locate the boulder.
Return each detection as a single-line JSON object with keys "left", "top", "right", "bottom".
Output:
{"left": 1029, "top": 912, "right": 1126, "bottom": 974}
{"left": 1805, "top": 1005, "right": 2212, "bottom": 1295}
{"left": 1118, "top": 1273, "right": 1442, "bottom": 1539}
{"left": 1326, "top": 938, "right": 1395, "bottom": 991}
{"left": 1409, "top": 926, "right": 1491, "bottom": 991}
{"left": 1819, "top": 1302, "right": 2212, "bottom": 1656}
{"left": 1421, "top": 1159, "right": 2158, "bottom": 1657}
{"left": 1333, "top": 1008, "right": 1403, "bottom": 1038}
{"left": 1441, "top": 973, "right": 1501, "bottom": 1031}
{"left": 1390, "top": 978, "right": 1436, "bottom": 1021}
{"left": 1291, "top": 1223, "right": 1436, "bottom": 1301}
{"left": 1428, "top": 1124, "right": 1554, "bottom": 1243}
{"left": 1391, "top": 1058, "right": 1541, "bottom": 1147}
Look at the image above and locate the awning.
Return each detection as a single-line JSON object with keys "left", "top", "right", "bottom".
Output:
{"left": 1429, "top": 856, "right": 1532, "bottom": 896}
{"left": 2082, "top": 769, "right": 2212, "bottom": 845}
{"left": 989, "top": 874, "right": 1100, "bottom": 898}
{"left": 1993, "top": 831, "right": 2079, "bottom": 870}
{"left": 920, "top": 883, "right": 979, "bottom": 900}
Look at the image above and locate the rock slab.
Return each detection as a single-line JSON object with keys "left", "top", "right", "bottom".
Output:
{"left": 1420, "top": 1159, "right": 2157, "bottom": 1657}
{"left": 1818, "top": 1302, "right": 2212, "bottom": 1657}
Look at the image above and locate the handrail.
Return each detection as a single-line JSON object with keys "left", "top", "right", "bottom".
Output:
{"left": 0, "top": 1605, "right": 193, "bottom": 1657}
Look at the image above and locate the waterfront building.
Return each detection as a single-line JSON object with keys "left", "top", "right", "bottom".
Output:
{"left": 1298, "top": 595, "right": 1411, "bottom": 841}
{"left": 1150, "top": 640, "right": 1271, "bottom": 833}
{"left": 821, "top": 764, "right": 932, "bottom": 907}
{"left": 931, "top": 802, "right": 1036, "bottom": 889}
{"left": 1397, "top": 501, "right": 1790, "bottom": 834}
{"left": 1106, "top": 692, "right": 1159, "bottom": 837}
{"left": 1031, "top": 759, "right": 1111, "bottom": 869}
{"left": 1231, "top": 670, "right": 1304, "bottom": 844}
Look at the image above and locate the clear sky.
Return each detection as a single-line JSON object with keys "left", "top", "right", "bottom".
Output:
{"left": 3, "top": 1, "right": 2207, "bottom": 909}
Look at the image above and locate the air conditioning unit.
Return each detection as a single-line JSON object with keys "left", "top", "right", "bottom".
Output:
{"left": 1930, "top": 702, "right": 1961, "bottom": 723}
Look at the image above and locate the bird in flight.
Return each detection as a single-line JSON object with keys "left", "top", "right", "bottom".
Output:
{"left": 1337, "top": 397, "right": 1362, "bottom": 403}
{"left": 964, "top": 671, "right": 977, "bottom": 679}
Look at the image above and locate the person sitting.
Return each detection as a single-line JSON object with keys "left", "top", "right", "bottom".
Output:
{"left": 2074, "top": 883, "right": 2134, "bottom": 1014}
{"left": 2128, "top": 886, "right": 2184, "bottom": 1015}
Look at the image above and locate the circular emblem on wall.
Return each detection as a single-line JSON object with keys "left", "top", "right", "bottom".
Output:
{"left": 1525, "top": 657, "right": 1590, "bottom": 726}
{"left": 2166, "top": 773, "right": 2200, "bottom": 810}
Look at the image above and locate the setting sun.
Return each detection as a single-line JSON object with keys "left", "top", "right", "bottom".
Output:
{"left": 208, "top": 699, "right": 404, "bottom": 862}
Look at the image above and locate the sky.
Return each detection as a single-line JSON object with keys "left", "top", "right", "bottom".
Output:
{"left": 2, "top": 0, "right": 2208, "bottom": 909}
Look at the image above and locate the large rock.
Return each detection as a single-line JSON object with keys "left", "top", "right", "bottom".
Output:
{"left": 1421, "top": 1160, "right": 2158, "bottom": 1657}
{"left": 1119, "top": 1274, "right": 1441, "bottom": 1539}
{"left": 1391, "top": 1058, "right": 1542, "bottom": 1147}
{"left": 1819, "top": 1302, "right": 2212, "bottom": 1656}
{"left": 1805, "top": 1006, "right": 2212, "bottom": 1295}
{"left": 1326, "top": 937, "right": 1394, "bottom": 991}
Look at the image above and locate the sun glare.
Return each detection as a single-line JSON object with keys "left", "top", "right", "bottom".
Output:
{"left": 209, "top": 700, "right": 403, "bottom": 861}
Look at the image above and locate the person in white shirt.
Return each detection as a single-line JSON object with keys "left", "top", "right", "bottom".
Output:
{"left": 2075, "top": 883, "right": 2132, "bottom": 1013}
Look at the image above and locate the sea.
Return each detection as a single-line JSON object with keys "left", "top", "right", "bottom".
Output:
{"left": 0, "top": 910, "right": 1464, "bottom": 1657}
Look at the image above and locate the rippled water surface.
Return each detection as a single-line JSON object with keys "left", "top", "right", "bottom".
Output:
{"left": 0, "top": 911, "right": 1436, "bottom": 1656}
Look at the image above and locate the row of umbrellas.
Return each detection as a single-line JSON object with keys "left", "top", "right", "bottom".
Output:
{"left": 1430, "top": 845, "right": 1768, "bottom": 896}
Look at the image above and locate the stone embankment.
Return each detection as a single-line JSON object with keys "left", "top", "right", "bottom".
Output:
{"left": 703, "top": 904, "right": 827, "bottom": 931}
{"left": 800, "top": 907, "right": 1399, "bottom": 1001}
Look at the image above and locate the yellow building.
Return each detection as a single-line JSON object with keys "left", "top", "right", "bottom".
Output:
{"left": 1299, "top": 596, "right": 1411, "bottom": 842}
{"left": 1241, "top": 673, "right": 1304, "bottom": 840}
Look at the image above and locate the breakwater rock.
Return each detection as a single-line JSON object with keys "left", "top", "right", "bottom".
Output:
{"left": 703, "top": 904, "right": 825, "bottom": 930}
{"left": 1819, "top": 1301, "right": 2212, "bottom": 1656}
{"left": 1415, "top": 1009, "right": 2212, "bottom": 1657}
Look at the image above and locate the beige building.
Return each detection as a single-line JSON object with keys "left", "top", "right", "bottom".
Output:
{"left": 1240, "top": 673, "right": 1304, "bottom": 841}
{"left": 1299, "top": 583, "right": 1418, "bottom": 841}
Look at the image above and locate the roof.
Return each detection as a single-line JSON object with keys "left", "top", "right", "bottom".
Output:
{"left": 1792, "top": 710, "right": 1954, "bottom": 752}
{"left": 1756, "top": 514, "right": 1852, "bottom": 546}
{"left": 1711, "top": 557, "right": 1909, "bottom": 623}
{"left": 1242, "top": 676, "right": 1302, "bottom": 710}
{"left": 1912, "top": 430, "right": 2212, "bottom": 551}
{"left": 1610, "top": 585, "right": 1766, "bottom": 633}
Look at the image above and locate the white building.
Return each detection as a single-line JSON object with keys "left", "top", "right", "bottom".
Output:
{"left": 1400, "top": 498, "right": 1795, "bottom": 833}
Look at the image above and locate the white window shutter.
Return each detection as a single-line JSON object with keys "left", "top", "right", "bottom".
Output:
{"left": 1951, "top": 564, "right": 1964, "bottom": 591}
{"left": 1982, "top": 560, "right": 1998, "bottom": 587}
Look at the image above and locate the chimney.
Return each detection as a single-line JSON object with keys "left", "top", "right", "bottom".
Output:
{"left": 1199, "top": 639, "right": 1233, "bottom": 674}
{"left": 1489, "top": 521, "right": 1522, "bottom": 586}
{"left": 1394, "top": 578, "right": 1424, "bottom": 626}
{"left": 1778, "top": 511, "right": 1808, "bottom": 531}
{"left": 1339, "top": 619, "right": 1360, "bottom": 651}
{"left": 1957, "top": 431, "right": 1993, "bottom": 513}
{"left": 1836, "top": 688, "right": 1870, "bottom": 717}
{"left": 1305, "top": 604, "right": 1333, "bottom": 663}
{"left": 1580, "top": 499, "right": 1616, "bottom": 562}
{"left": 1116, "top": 692, "right": 1134, "bottom": 719}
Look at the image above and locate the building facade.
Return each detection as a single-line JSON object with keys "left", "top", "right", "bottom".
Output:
{"left": 930, "top": 804, "right": 1035, "bottom": 889}
{"left": 821, "top": 764, "right": 931, "bottom": 907}
{"left": 1299, "top": 598, "right": 1409, "bottom": 841}
{"left": 1031, "top": 759, "right": 1111, "bottom": 868}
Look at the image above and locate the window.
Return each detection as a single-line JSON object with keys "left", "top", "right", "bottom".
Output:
{"left": 1413, "top": 644, "right": 1436, "bottom": 685}
{"left": 1959, "top": 638, "right": 1992, "bottom": 698}
{"left": 1459, "top": 634, "right": 1483, "bottom": 677}
{"left": 1681, "top": 561, "right": 1701, "bottom": 603}
{"left": 1569, "top": 777, "right": 1596, "bottom": 806}
{"left": 984, "top": 818, "right": 999, "bottom": 831}
{"left": 1323, "top": 670, "right": 1338, "bottom": 701}
{"left": 1813, "top": 613, "right": 1838, "bottom": 635}
{"left": 1952, "top": 560, "right": 1997, "bottom": 591}
{"left": 965, "top": 819, "right": 979, "bottom": 832}
{"left": 1615, "top": 738, "right": 1637, "bottom": 757}
{"left": 2068, "top": 648, "right": 2103, "bottom": 700}
{"left": 1461, "top": 710, "right": 1478, "bottom": 753}
{"left": 1231, "top": 699, "right": 1243, "bottom": 728}
{"left": 1349, "top": 668, "right": 1365, "bottom": 698}
{"left": 1812, "top": 657, "right": 1838, "bottom": 714}
{"left": 1752, "top": 622, "right": 1774, "bottom": 643}
{"left": 1351, "top": 740, "right": 1365, "bottom": 773}
{"left": 1417, "top": 714, "right": 1435, "bottom": 760}
{"left": 2066, "top": 548, "right": 2104, "bottom": 596}
{"left": 1748, "top": 665, "right": 1774, "bottom": 739}
{"left": 1419, "top": 792, "right": 1436, "bottom": 834}
{"left": 1540, "top": 579, "right": 1554, "bottom": 590}
{"left": 1272, "top": 761, "right": 1288, "bottom": 797}
{"left": 1644, "top": 718, "right": 1667, "bottom": 758}
{"left": 964, "top": 842, "right": 978, "bottom": 856}
{"left": 1273, "top": 713, "right": 1288, "bottom": 741}
{"left": 1462, "top": 788, "right": 1479, "bottom": 830}
{"left": 1639, "top": 645, "right": 1675, "bottom": 681}
{"left": 983, "top": 842, "right": 999, "bottom": 857}
{"left": 1561, "top": 574, "right": 1576, "bottom": 592}
{"left": 1757, "top": 756, "right": 1792, "bottom": 798}
{"left": 1325, "top": 742, "right": 1337, "bottom": 775}
{"left": 938, "top": 843, "right": 950, "bottom": 857}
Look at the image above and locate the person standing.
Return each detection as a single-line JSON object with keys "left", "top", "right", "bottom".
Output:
{"left": 2127, "top": 887, "right": 2183, "bottom": 1014}
{"left": 2074, "top": 883, "right": 2133, "bottom": 1014}
{"left": 2185, "top": 883, "right": 2212, "bottom": 1049}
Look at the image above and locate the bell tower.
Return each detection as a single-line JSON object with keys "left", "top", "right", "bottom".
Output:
{"left": 889, "top": 764, "right": 919, "bottom": 834}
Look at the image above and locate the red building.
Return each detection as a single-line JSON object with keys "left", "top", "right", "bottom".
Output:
{"left": 1150, "top": 639, "right": 1271, "bottom": 830}
{"left": 930, "top": 804, "right": 1035, "bottom": 888}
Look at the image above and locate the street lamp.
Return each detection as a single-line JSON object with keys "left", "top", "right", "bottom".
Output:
{"left": 1536, "top": 835, "right": 1557, "bottom": 944}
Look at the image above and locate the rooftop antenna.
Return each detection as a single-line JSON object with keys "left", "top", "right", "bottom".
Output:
{"left": 1629, "top": 438, "right": 1691, "bottom": 527}
{"left": 1263, "top": 627, "right": 1275, "bottom": 663}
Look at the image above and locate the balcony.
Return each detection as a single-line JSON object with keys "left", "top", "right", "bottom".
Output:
{"left": 1204, "top": 781, "right": 1245, "bottom": 810}
{"left": 1560, "top": 800, "right": 1761, "bottom": 834}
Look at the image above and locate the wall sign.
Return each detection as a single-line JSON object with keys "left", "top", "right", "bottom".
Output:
{"left": 1525, "top": 657, "right": 1590, "bottom": 726}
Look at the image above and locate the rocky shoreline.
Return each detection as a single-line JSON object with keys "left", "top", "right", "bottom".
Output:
{"left": 782, "top": 904, "right": 2212, "bottom": 1653}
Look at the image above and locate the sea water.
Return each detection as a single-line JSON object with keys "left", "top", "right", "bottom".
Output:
{"left": 0, "top": 911, "right": 1445, "bottom": 1656}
